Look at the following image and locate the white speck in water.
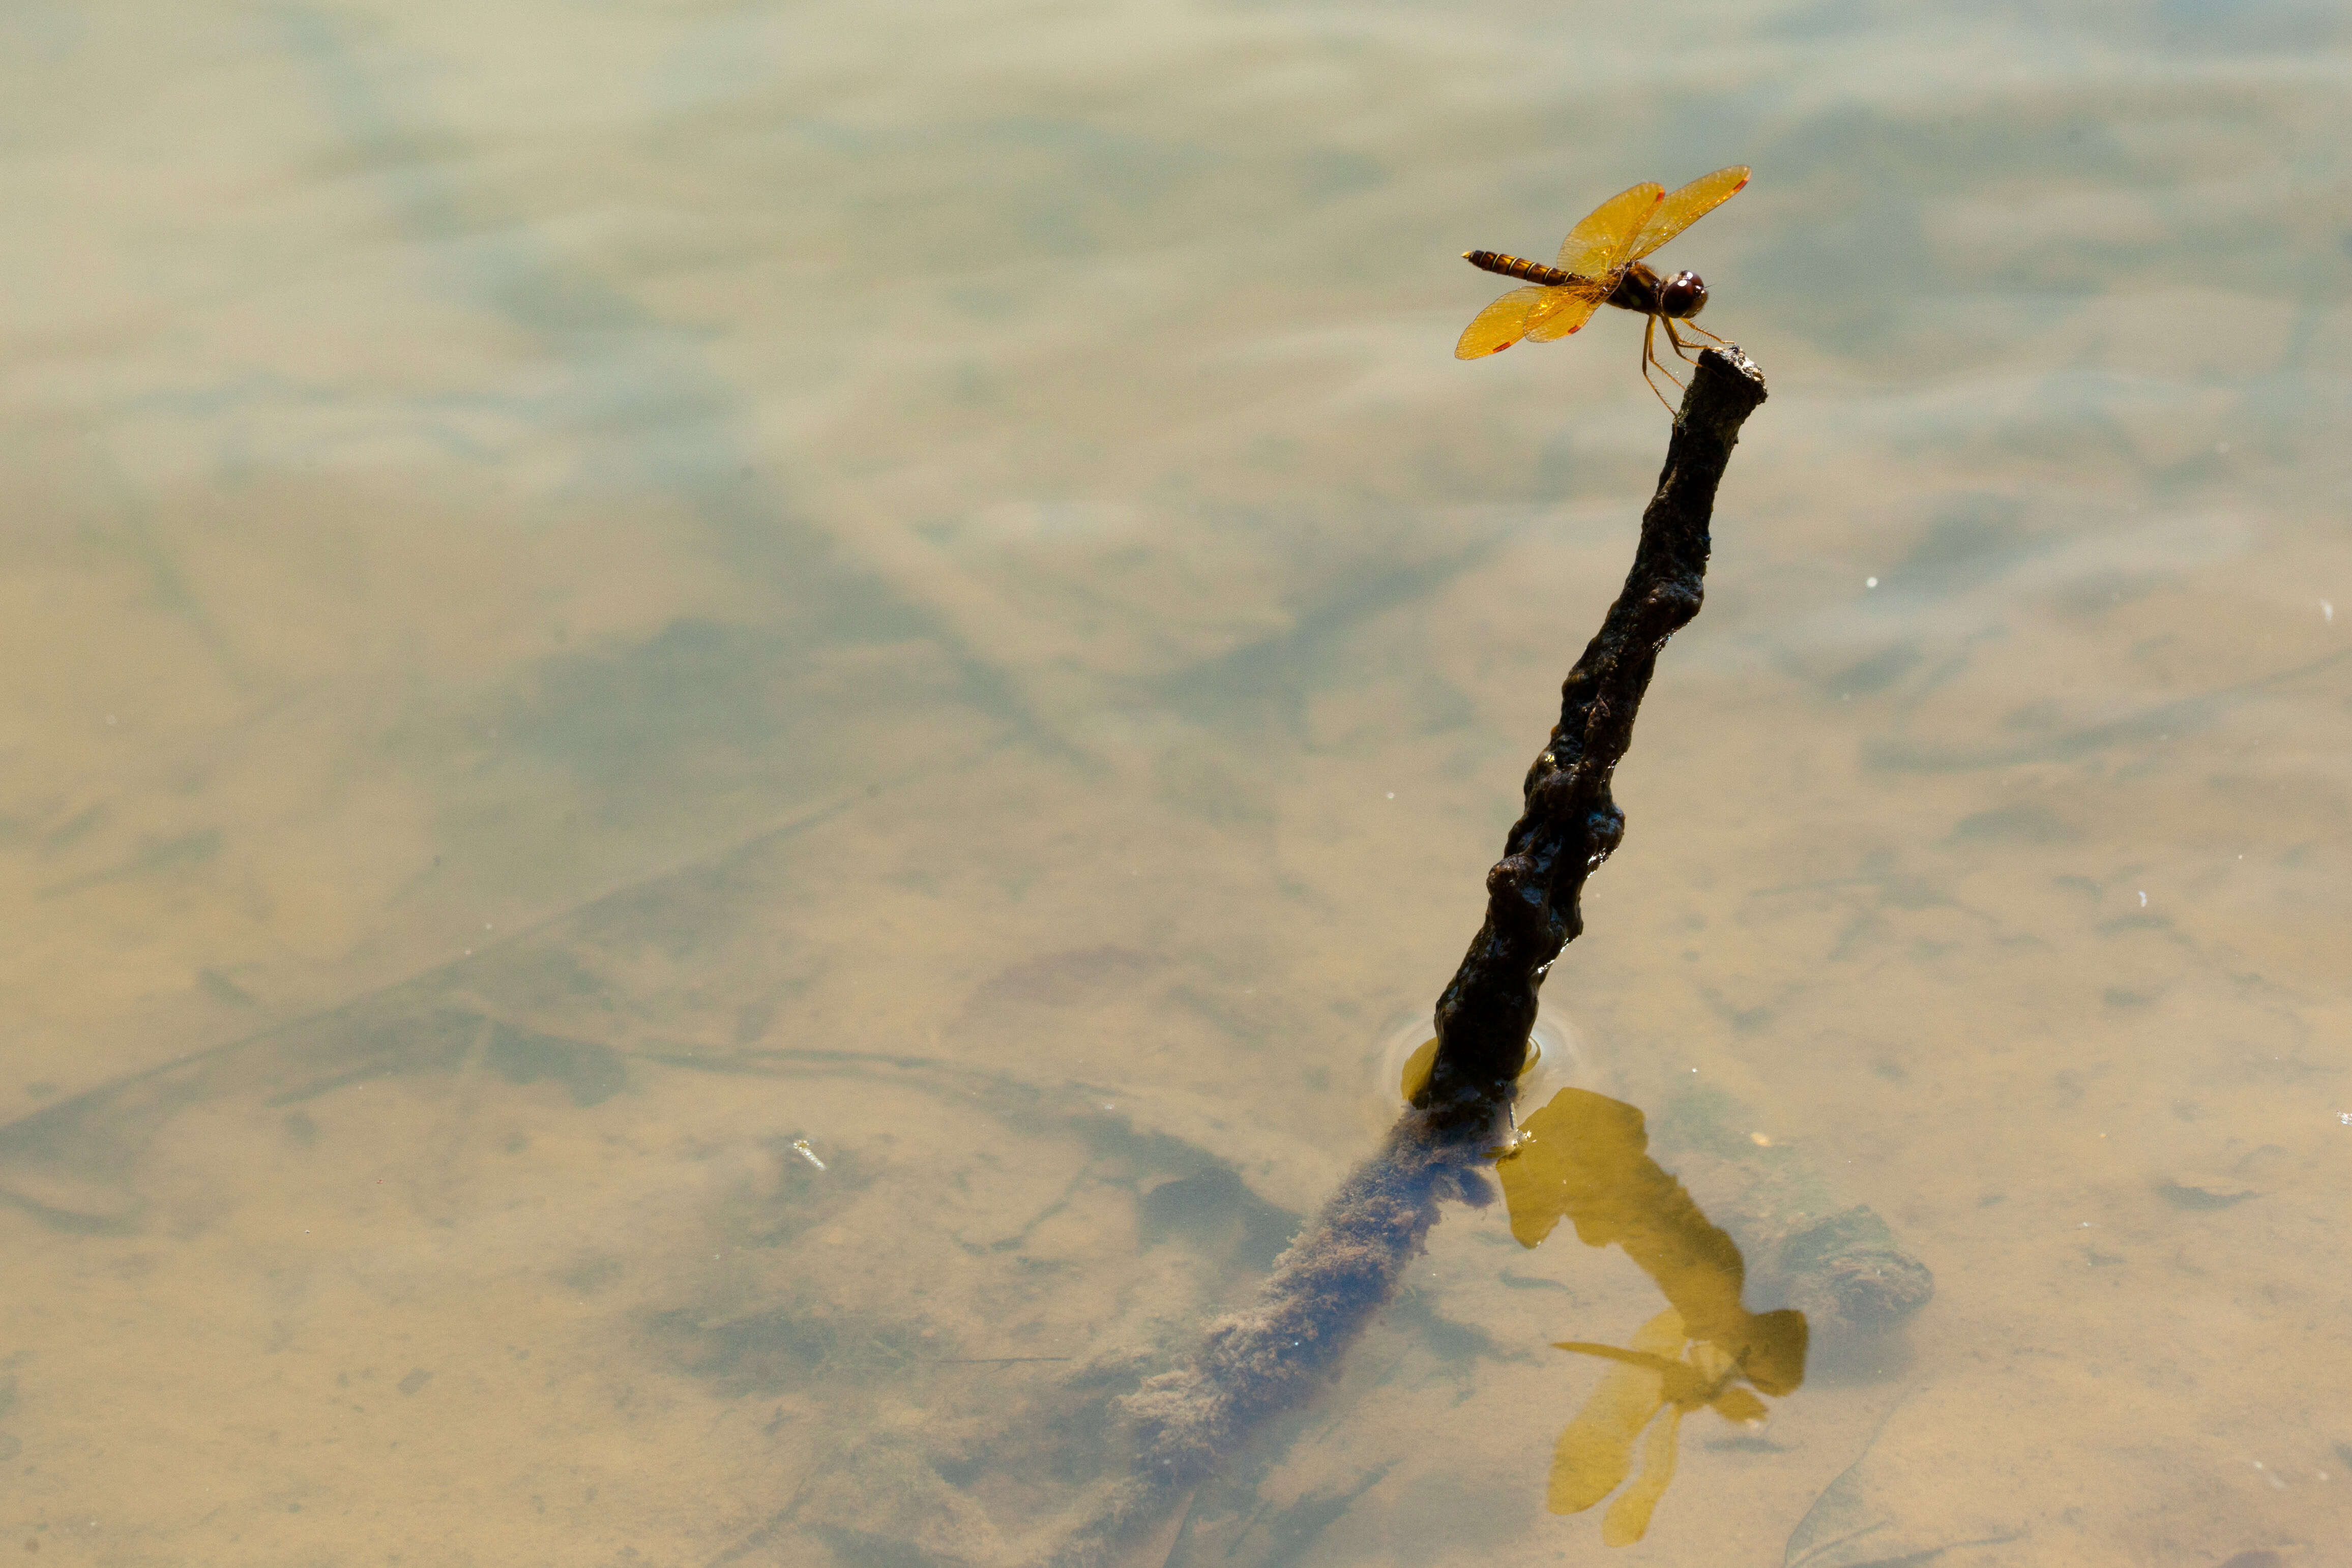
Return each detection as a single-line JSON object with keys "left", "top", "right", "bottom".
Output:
{"left": 1865, "top": 576, "right": 1878, "bottom": 589}
{"left": 2337, "top": 1111, "right": 2351, "bottom": 1126}
{"left": 2137, "top": 890, "right": 2147, "bottom": 907}
{"left": 791, "top": 1139, "right": 827, "bottom": 1171}
{"left": 2324, "top": 599, "right": 2335, "bottom": 624}
{"left": 1386, "top": 792, "right": 1394, "bottom": 800}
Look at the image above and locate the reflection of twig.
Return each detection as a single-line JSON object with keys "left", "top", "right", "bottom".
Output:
{"left": 1059, "top": 351, "right": 1770, "bottom": 1567}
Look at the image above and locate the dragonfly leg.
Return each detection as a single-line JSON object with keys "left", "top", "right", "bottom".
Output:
{"left": 1666, "top": 318, "right": 1728, "bottom": 361}
{"left": 1639, "top": 316, "right": 1684, "bottom": 415}
{"left": 1650, "top": 316, "right": 1690, "bottom": 388}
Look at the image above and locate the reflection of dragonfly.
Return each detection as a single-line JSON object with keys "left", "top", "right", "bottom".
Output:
{"left": 1496, "top": 1086, "right": 1807, "bottom": 1545}
{"left": 1456, "top": 166, "right": 1749, "bottom": 411}
{"left": 1549, "top": 1305, "right": 1770, "bottom": 1544}
{"left": 1496, "top": 1087, "right": 1807, "bottom": 1394}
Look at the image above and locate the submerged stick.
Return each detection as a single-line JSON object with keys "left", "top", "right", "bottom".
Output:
{"left": 1073, "top": 349, "right": 1770, "bottom": 1565}
{"left": 1066, "top": 1112, "right": 1486, "bottom": 1565}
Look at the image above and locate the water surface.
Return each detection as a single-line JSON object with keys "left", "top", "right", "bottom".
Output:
{"left": 3, "top": 0, "right": 2348, "bottom": 1563}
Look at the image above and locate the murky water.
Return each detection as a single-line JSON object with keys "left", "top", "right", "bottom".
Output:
{"left": 4, "top": 0, "right": 2348, "bottom": 1563}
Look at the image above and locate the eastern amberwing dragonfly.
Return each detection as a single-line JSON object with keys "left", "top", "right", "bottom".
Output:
{"left": 1456, "top": 166, "right": 1750, "bottom": 409}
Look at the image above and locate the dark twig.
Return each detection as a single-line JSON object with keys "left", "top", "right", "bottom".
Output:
{"left": 1422, "top": 346, "right": 1769, "bottom": 1119}
{"left": 1066, "top": 348, "right": 1769, "bottom": 1566}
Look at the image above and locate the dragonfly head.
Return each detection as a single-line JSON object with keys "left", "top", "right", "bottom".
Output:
{"left": 1659, "top": 270, "right": 1708, "bottom": 319}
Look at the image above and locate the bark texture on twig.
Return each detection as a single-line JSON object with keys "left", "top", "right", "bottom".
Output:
{"left": 1062, "top": 348, "right": 1769, "bottom": 1566}
{"left": 1421, "top": 346, "right": 1769, "bottom": 1120}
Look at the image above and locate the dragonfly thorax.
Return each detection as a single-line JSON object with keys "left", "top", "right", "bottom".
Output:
{"left": 1605, "top": 262, "right": 1708, "bottom": 321}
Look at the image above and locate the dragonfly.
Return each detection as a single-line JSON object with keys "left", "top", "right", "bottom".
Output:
{"left": 1455, "top": 166, "right": 1750, "bottom": 410}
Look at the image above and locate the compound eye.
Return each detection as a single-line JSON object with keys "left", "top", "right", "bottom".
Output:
{"left": 1661, "top": 271, "right": 1708, "bottom": 317}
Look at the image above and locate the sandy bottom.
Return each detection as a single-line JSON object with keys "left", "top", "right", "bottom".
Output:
{"left": 4, "top": 0, "right": 2350, "bottom": 1562}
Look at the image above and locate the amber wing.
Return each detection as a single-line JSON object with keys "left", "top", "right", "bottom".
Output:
{"left": 1454, "top": 282, "right": 1601, "bottom": 359}
{"left": 1554, "top": 181, "right": 1668, "bottom": 278}
{"left": 1523, "top": 284, "right": 1611, "bottom": 343}
{"left": 1624, "top": 165, "right": 1750, "bottom": 263}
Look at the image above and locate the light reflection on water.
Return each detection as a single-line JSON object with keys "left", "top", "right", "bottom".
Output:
{"left": 1, "top": 0, "right": 2347, "bottom": 1562}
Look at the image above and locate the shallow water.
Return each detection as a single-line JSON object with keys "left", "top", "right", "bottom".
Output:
{"left": 3, "top": 0, "right": 2349, "bottom": 1563}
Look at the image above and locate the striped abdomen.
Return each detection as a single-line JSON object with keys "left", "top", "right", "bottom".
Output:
{"left": 1462, "top": 249, "right": 1574, "bottom": 286}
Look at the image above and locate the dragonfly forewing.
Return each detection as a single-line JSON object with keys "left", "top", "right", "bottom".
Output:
{"left": 1626, "top": 165, "right": 1750, "bottom": 263}
{"left": 1555, "top": 182, "right": 1666, "bottom": 280}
